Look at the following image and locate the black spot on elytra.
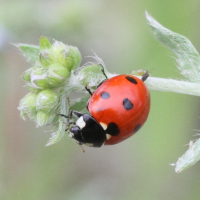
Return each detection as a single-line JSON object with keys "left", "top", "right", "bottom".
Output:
{"left": 123, "top": 98, "right": 133, "bottom": 110}
{"left": 134, "top": 124, "right": 141, "bottom": 133}
{"left": 106, "top": 122, "right": 119, "bottom": 136}
{"left": 125, "top": 76, "right": 137, "bottom": 84}
{"left": 101, "top": 92, "right": 110, "bottom": 99}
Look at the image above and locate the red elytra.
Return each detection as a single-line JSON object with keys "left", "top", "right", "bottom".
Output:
{"left": 88, "top": 74, "right": 150, "bottom": 145}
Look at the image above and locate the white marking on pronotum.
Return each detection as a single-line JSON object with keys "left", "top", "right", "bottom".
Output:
{"left": 76, "top": 116, "right": 86, "bottom": 129}
{"left": 106, "top": 134, "right": 112, "bottom": 140}
{"left": 100, "top": 122, "right": 107, "bottom": 130}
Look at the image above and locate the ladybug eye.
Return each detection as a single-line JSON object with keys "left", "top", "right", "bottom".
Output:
{"left": 70, "top": 126, "right": 80, "bottom": 137}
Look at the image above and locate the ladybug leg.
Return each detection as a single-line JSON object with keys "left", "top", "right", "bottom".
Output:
{"left": 100, "top": 65, "right": 108, "bottom": 79}
{"left": 85, "top": 86, "right": 93, "bottom": 96}
{"left": 57, "top": 114, "right": 69, "bottom": 118}
{"left": 71, "top": 110, "right": 83, "bottom": 118}
{"left": 58, "top": 111, "right": 83, "bottom": 119}
{"left": 96, "top": 65, "right": 108, "bottom": 88}
{"left": 141, "top": 71, "right": 149, "bottom": 82}
{"left": 69, "top": 121, "right": 76, "bottom": 125}
{"left": 85, "top": 65, "right": 108, "bottom": 92}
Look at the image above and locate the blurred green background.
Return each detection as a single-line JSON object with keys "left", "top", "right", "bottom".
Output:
{"left": 1, "top": 0, "right": 200, "bottom": 199}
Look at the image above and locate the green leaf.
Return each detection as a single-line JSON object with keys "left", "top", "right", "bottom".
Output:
{"left": 175, "top": 139, "right": 200, "bottom": 173}
{"left": 146, "top": 11, "right": 200, "bottom": 82}
{"left": 46, "top": 130, "right": 64, "bottom": 146}
{"left": 70, "top": 96, "right": 90, "bottom": 113}
{"left": 40, "top": 36, "right": 51, "bottom": 50}
{"left": 17, "top": 43, "right": 40, "bottom": 63}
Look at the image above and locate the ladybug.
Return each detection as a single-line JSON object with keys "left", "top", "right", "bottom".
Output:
{"left": 59, "top": 70, "right": 150, "bottom": 148}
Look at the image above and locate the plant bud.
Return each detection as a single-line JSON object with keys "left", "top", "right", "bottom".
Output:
{"left": 47, "top": 63, "right": 69, "bottom": 87}
{"left": 77, "top": 64, "right": 106, "bottom": 87}
{"left": 30, "top": 67, "right": 49, "bottom": 89}
{"left": 27, "top": 86, "right": 41, "bottom": 93}
{"left": 28, "top": 111, "right": 37, "bottom": 121}
{"left": 40, "top": 36, "right": 51, "bottom": 50}
{"left": 20, "top": 110, "right": 26, "bottom": 119}
{"left": 35, "top": 89, "right": 59, "bottom": 113}
{"left": 36, "top": 111, "right": 56, "bottom": 127}
{"left": 23, "top": 68, "right": 33, "bottom": 82}
{"left": 39, "top": 50, "right": 52, "bottom": 67}
{"left": 47, "top": 42, "right": 81, "bottom": 72}
{"left": 48, "top": 41, "right": 68, "bottom": 64}
{"left": 64, "top": 46, "right": 82, "bottom": 71}
{"left": 19, "top": 93, "right": 37, "bottom": 118}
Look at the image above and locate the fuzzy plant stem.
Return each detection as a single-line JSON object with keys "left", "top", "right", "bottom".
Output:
{"left": 144, "top": 77, "right": 200, "bottom": 96}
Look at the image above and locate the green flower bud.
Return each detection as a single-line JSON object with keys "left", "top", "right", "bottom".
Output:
{"left": 19, "top": 93, "right": 37, "bottom": 118}
{"left": 64, "top": 46, "right": 82, "bottom": 71}
{"left": 27, "top": 86, "right": 41, "bottom": 93}
{"left": 48, "top": 41, "right": 68, "bottom": 64}
{"left": 36, "top": 111, "right": 56, "bottom": 127}
{"left": 28, "top": 111, "right": 37, "bottom": 121}
{"left": 39, "top": 50, "right": 52, "bottom": 67}
{"left": 49, "top": 63, "right": 69, "bottom": 78}
{"left": 31, "top": 67, "right": 50, "bottom": 89}
{"left": 32, "top": 79, "right": 49, "bottom": 89}
{"left": 23, "top": 68, "right": 33, "bottom": 82}
{"left": 20, "top": 110, "right": 27, "bottom": 119}
{"left": 77, "top": 64, "right": 106, "bottom": 87}
{"left": 46, "top": 63, "right": 70, "bottom": 87}
{"left": 47, "top": 41, "right": 81, "bottom": 71}
{"left": 36, "top": 89, "right": 59, "bottom": 113}
{"left": 40, "top": 36, "right": 51, "bottom": 50}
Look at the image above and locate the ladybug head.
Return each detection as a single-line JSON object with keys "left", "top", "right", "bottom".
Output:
{"left": 68, "top": 112, "right": 106, "bottom": 147}
{"left": 69, "top": 125, "right": 84, "bottom": 145}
